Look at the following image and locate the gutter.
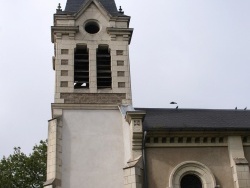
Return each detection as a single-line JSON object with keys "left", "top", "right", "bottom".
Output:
{"left": 143, "top": 130, "right": 148, "bottom": 188}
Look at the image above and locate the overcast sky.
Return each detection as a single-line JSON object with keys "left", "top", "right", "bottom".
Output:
{"left": 0, "top": 0, "right": 249, "bottom": 157}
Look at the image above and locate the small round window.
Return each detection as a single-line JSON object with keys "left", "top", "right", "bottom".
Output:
{"left": 85, "top": 21, "right": 100, "bottom": 34}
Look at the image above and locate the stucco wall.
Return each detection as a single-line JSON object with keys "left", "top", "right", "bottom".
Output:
{"left": 61, "top": 109, "right": 124, "bottom": 188}
{"left": 146, "top": 147, "right": 233, "bottom": 188}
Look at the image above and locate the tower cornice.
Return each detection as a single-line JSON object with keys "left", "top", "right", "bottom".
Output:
{"left": 51, "top": 26, "right": 79, "bottom": 43}
{"left": 107, "top": 27, "right": 133, "bottom": 44}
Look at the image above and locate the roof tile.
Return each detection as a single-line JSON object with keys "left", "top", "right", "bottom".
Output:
{"left": 135, "top": 108, "right": 250, "bottom": 131}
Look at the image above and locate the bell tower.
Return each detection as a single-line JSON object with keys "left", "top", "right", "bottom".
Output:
{"left": 44, "top": 0, "right": 137, "bottom": 188}
{"left": 51, "top": 0, "right": 133, "bottom": 106}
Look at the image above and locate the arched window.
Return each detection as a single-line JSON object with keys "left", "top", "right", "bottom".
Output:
{"left": 169, "top": 161, "right": 217, "bottom": 188}
{"left": 181, "top": 174, "right": 202, "bottom": 188}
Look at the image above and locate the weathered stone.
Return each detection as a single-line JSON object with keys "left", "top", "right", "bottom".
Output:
{"left": 60, "top": 93, "right": 126, "bottom": 104}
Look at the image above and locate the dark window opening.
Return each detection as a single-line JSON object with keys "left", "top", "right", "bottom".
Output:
{"left": 186, "top": 137, "right": 192, "bottom": 143}
{"left": 97, "top": 45, "right": 111, "bottom": 89}
{"left": 85, "top": 21, "right": 100, "bottom": 34}
{"left": 243, "top": 137, "right": 247, "bottom": 143}
{"left": 203, "top": 137, "right": 208, "bottom": 143}
{"left": 74, "top": 45, "right": 89, "bottom": 89}
{"left": 195, "top": 138, "right": 200, "bottom": 143}
{"left": 153, "top": 137, "right": 158, "bottom": 143}
{"left": 181, "top": 174, "right": 202, "bottom": 188}
{"left": 211, "top": 137, "right": 216, "bottom": 143}
{"left": 219, "top": 137, "right": 224, "bottom": 143}
{"left": 178, "top": 137, "right": 183, "bottom": 143}
{"left": 170, "top": 137, "right": 175, "bottom": 143}
{"left": 162, "top": 137, "right": 167, "bottom": 143}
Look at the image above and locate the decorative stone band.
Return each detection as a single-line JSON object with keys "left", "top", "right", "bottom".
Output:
{"left": 146, "top": 136, "right": 227, "bottom": 147}
{"left": 60, "top": 93, "right": 126, "bottom": 104}
{"left": 106, "top": 27, "right": 133, "bottom": 44}
{"left": 51, "top": 26, "right": 79, "bottom": 43}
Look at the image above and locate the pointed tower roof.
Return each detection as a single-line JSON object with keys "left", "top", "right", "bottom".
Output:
{"left": 65, "top": 0, "right": 119, "bottom": 16}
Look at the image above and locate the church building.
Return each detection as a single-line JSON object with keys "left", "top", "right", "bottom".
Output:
{"left": 44, "top": 0, "right": 250, "bottom": 188}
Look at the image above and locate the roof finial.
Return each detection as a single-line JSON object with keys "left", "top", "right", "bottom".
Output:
{"left": 119, "top": 6, "right": 124, "bottom": 14}
{"left": 56, "top": 3, "right": 62, "bottom": 13}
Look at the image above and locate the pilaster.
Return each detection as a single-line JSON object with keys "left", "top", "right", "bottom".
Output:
{"left": 228, "top": 136, "right": 250, "bottom": 188}
{"left": 126, "top": 111, "right": 146, "bottom": 160}
{"left": 44, "top": 116, "right": 63, "bottom": 188}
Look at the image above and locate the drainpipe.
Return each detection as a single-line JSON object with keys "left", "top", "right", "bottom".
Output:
{"left": 142, "top": 130, "right": 148, "bottom": 188}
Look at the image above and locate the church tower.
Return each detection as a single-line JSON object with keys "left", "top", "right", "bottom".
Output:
{"left": 44, "top": 0, "right": 143, "bottom": 188}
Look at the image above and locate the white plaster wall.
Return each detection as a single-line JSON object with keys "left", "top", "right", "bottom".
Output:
{"left": 61, "top": 109, "right": 124, "bottom": 188}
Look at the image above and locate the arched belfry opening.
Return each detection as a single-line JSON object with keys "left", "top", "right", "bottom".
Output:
{"left": 74, "top": 45, "right": 89, "bottom": 89}
{"left": 96, "top": 45, "right": 111, "bottom": 89}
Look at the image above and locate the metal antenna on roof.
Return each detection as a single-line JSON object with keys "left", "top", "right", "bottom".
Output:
{"left": 57, "top": 3, "right": 62, "bottom": 13}
{"left": 235, "top": 107, "right": 237, "bottom": 110}
{"left": 119, "top": 6, "right": 124, "bottom": 14}
{"left": 244, "top": 107, "right": 247, "bottom": 110}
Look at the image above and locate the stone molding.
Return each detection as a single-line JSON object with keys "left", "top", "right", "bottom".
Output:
{"left": 107, "top": 27, "right": 133, "bottom": 44}
{"left": 60, "top": 93, "right": 126, "bottom": 104}
{"left": 145, "top": 136, "right": 227, "bottom": 147}
{"left": 51, "top": 26, "right": 79, "bottom": 43}
{"left": 51, "top": 103, "right": 119, "bottom": 118}
{"left": 168, "top": 161, "right": 217, "bottom": 188}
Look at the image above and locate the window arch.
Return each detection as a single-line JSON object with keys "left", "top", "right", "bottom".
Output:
{"left": 169, "top": 161, "right": 216, "bottom": 188}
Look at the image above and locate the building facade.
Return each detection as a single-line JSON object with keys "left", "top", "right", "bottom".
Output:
{"left": 44, "top": 0, "right": 250, "bottom": 188}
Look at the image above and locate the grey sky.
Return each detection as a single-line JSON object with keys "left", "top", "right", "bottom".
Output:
{"left": 0, "top": 0, "right": 249, "bottom": 157}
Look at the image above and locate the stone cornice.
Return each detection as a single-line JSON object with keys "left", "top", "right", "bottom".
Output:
{"left": 126, "top": 111, "right": 146, "bottom": 124}
{"left": 51, "top": 26, "right": 79, "bottom": 43}
{"left": 51, "top": 103, "right": 119, "bottom": 110}
{"left": 145, "top": 130, "right": 250, "bottom": 136}
{"left": 106, "top": 27, "right": 133, "bottom": 44}
{"left": 110, "top": 16, "right": 131, "bottom": 25}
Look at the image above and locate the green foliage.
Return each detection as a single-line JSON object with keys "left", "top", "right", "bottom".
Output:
{"left": 0, "top": 140, "right": 47, "bottom": 188}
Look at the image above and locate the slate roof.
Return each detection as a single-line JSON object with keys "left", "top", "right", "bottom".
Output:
{"left": 64, "top": 0, "right": 119, "bottom": 16}
{"left": 135, "top": 108, "right": 250, "bottom": 131}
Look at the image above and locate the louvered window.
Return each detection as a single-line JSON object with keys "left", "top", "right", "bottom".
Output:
{"left": 96, "top": 45, "right": 111, "bottom": 89}
{"left": 74, "top": 45, "right": 89, "bottom": 89}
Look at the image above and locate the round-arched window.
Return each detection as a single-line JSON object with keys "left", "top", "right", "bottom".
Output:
{"left": 169, "top": 161, "right": 217, "bottom": 188}
{"left": 181, "top": 174, "right": 202, "bottom": 188}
